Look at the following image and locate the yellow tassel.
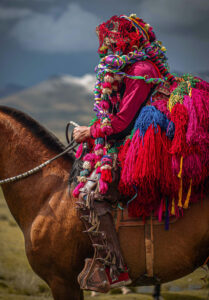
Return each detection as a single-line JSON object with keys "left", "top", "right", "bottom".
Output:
{"left": 129, "top": 13, "right": 137, "bottom": 19}
{"left": 99, "top": 45, "right": 108, "bottom": 51}
{"left": 178, "top": 156, "right": 184, "bottom": 178}
{"left": 183, "top": 179, "right": 192, "bottom": 209}
{"left": 95, "top": 161, "right": 101, "bottom": 168}
{"left": 161, "top": 46, "right": 167, "bottom": 52}
{"left": 178, "top": 178, "right": 183, "bottom": 208}
{"left": 171, "top": 197, "right": 175, "bottom": 215}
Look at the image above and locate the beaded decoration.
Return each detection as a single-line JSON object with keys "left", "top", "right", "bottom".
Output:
{"left": 73, "top": 14, "right": 176, "bottom": 198}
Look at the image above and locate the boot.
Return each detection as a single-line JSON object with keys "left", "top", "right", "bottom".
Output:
{"left": 76, "top": 170, "right": 131, "bottom": 292}
{"left": 78, "top": 258, "right": 110, "bottom": 293}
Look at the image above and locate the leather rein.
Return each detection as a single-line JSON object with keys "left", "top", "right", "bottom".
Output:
{"left": 0, "top": 121, "right": 79, "bottom": 185}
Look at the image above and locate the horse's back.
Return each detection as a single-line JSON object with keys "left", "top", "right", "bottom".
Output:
{"left": 118, "top": 197, "right": 209, "bottom": 284}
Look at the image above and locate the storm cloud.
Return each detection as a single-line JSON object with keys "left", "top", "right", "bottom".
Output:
{"left": 0, "top": 0, "right": 209, "bottom": 87}
{"left": 10, "top": 3, "right": 101, "bottom": 53}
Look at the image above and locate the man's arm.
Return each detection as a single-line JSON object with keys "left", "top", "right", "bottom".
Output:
{"left": 91, "top": 60, "right": 160, "bottom": 140}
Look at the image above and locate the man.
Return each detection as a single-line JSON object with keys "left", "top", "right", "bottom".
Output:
{"left": 73, "top": 14, "right": 175, "bottom": 293}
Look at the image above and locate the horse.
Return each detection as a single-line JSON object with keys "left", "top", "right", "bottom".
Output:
{"left": 0, "top": 105, "right": 208, "bottom": 300}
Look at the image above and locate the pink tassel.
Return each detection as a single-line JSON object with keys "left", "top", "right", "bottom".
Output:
{"left": 96, "top": 166, "right": 101, "bottom": 173}
{"left": 83, "top": 153, "right": 96, "bottom": 169}
{"left": 75, "top": 143, "right": 83, "bottom": 159}
{"left": 102, "top": 82, "right": 112, "bottom": 89}
{"left": 152, "top": 99, "right": 171, "bottom": 119}
{"left": 73, "top": 182, "right": 85, "bottom": 198}
{"left": 170, "top": 103, "right": 188, "bottom": 155}
{"left": 99, "top": 179, "right": 108, "bottom": 194}
{"left": 101, "top": 126, "right": 113, "bottom": 135}
{"left": 99, "top": 100, "right": 110, "bottom": 110}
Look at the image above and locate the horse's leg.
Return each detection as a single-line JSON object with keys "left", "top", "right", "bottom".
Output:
{"left": 152, "top": 283, "right": 161, "bottom": 300}
{"left": 50, "top": 277, "right": 83, "bottom": 300}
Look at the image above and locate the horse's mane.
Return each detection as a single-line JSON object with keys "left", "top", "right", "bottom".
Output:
{"left": 0, "top": 106, "right": 74, "bottom": 161}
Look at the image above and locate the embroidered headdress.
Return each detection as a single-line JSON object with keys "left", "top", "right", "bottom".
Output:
{"left": 97, "top": 14, "right": 156, "bottom": 55}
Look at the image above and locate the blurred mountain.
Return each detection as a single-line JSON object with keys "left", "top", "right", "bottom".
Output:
{"left": 0, "top": 74, "right": 95, "bottom": 142}
{"left": 195, "top": 71, "right": 209, "bottom": 82}
{"left": 0, "top": 71, "right": 208, "bottom": 143}
{"left": 0, "top": 83, "right": 26, "bottom": 99}
{"left": 172, "top": 70, "right": 209, "bottom": 82}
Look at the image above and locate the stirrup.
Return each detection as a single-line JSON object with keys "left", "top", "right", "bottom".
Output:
{"left": 78, "top": 258, "right": 110, "bottom": 293}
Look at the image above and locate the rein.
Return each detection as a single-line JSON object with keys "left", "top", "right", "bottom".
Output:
{"left": 0, "top": 121, "right": 79, "bottom": 185}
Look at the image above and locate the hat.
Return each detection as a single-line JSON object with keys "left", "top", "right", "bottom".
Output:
{"left": 96, "top": 14, "right": 156, "bottom": 55}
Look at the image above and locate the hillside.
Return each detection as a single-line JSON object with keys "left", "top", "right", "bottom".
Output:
{"left": 0, "top": 74, "right": 95, "bottom": 142}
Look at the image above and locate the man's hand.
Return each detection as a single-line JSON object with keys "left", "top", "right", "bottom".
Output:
{"left": 73, "top": 126, "right": 91, "bottom": 143}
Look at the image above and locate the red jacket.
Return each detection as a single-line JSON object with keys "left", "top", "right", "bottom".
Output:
{"left": 90, "top": 60, "right": 160, "bottom": 140}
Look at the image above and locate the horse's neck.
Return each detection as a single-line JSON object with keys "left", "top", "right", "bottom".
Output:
{"left": 0, "top": 112, "right": 72, "bottom": 231}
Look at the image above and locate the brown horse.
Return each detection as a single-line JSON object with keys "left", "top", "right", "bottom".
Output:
{"left": 0, "top": 105, "right": 208, "bottom": 300}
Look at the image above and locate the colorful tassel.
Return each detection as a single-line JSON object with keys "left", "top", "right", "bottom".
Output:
{"left": 171, "top": 198, "right": 175, "bottom": 216}
{"left": 177, "top": 156, "right": 184, "bottom": 178}
{"left": 101, "top": 168, "right": 112, "bottom": 183}
{"left": 99, "top": 178, "right": 108, "bottom": 194}
{"left": 183, "top": 179, "right": 192, "bottom": 209}
{"left": 73, "top": 182, "right": 85, "bottom": 198}
{"left": 178, "top": 178, "right": 183, "bottom": 208}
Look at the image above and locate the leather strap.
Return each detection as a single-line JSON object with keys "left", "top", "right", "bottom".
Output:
{"left": 144, "top": 216, "right": 154, "bottom": 277}
{"left": 116, "top": 206, "right": 178, "bottom": 278}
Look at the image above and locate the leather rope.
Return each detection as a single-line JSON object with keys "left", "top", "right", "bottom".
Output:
{"left": 0, "top": 121, "right": 79, "bottom": 185}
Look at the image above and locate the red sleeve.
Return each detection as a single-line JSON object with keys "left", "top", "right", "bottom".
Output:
{"left": 90, "top": 60, "right": 160, "bottom": 139}
{"left": 110, "top": 60, "right": 160, "bottom": 137}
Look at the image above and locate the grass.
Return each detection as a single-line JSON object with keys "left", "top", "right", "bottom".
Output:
{"left": 0, "top": 189, "right": 209, "bottom": 300}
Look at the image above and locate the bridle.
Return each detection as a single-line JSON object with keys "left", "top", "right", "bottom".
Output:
{"left": 0, "top": 121, "right": 79, "bottom": 185}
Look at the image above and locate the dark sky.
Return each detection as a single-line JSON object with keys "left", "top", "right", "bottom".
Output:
{"left": 0, "top": 0, "right": 209, "bottom": 87}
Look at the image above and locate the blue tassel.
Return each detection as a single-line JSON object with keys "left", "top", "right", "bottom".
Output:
{"left": 133, "top": 106, "right": 175, "bottom": 139}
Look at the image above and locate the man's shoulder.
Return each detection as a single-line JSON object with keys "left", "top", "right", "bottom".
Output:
{"left": 126, "top": 60, "right": 159, "bottom": 77}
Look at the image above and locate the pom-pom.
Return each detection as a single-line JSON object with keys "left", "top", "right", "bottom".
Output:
{"left": 77, "top": 176, "right": 87, "bottom": 183}
{"left": 95, "top": 149, "right": 104, "bottom": 156}
{"left": 83, "top": 161, "right": 92, "bottom": 171}
{"left": 83, "top": 153, "right": 95, "bottom": 169}
{"left": 102, "top": 82, "right": 112, "bottom": 89}
{"left": 104, "top": 73, "right": 114, "bottom": 83}
{"left": 99, "top": 100, "right": 110, "bottom": 110}
{"left": 102, "top": 88, "right": 112, "bottom": 95}
{"left": 73, "top": 182, "right": 85, "bottom": 198}
{"left": 100, "top": 118, "right": 114, "bottom": 135}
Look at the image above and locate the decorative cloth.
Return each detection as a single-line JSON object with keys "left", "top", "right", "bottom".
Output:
{"left": 73, "top": 14, "right": 209, "bottom": 227}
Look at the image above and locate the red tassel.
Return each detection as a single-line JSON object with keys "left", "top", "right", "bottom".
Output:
{"left": 101, "top": 168, "right": 112, "bottom": 183}
{"left": 170, "top": 103, "right": 188, "bottom": 155}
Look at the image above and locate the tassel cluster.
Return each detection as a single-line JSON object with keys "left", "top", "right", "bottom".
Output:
{"left": 118, "top": 74, "right": 209, "bottom": 221}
